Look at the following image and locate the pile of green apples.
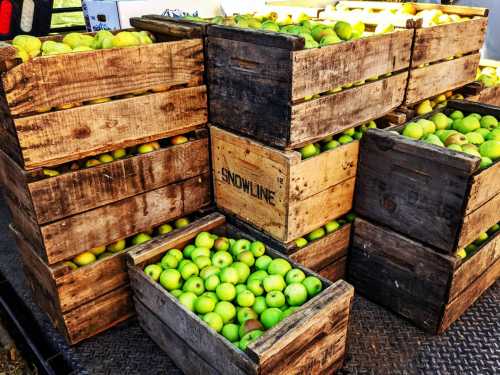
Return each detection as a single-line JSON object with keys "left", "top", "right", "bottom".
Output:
{"left": 295, "top": 212, "right": 355, "bottom": 249}
{"left": 299, "top": 121, "right": 377, "bottom": 159}
{"left": 476, "top": 66, "right": 500, "bottom": 88}
{"left": 10, "top": 30, "right": 154, "bottom": 63}
{"left": 42, "top": 134, "right": 190, "bottom": 178}
{"left": 414, "top": 91, "right": 464, "bottom": 116}
{"left": 64, "top": 217, "right": 191, "bottom": 270}
{"left": 401, "top": 110, "right": 500, "bottom": 169}
{"left": 144, "top": 231, "right": 324, "bottom": 350}
{"left": 457, "top": 222, "right": 499, "bottom": 260}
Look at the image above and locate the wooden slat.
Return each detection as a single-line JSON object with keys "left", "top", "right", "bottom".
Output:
{"left": 13, "top": 86, "right": 207, "bottom": 169}
{"left": 458, "top": 193, "right": 500, "bottom": 249}
{"left": 3, "top": 39, "right": 204, "bottom": 116}
{"left": 464, "top": 161, "right": 500, "bottom": 214}
{"left": 475, "top": 86, "right": 500, "bottom": 107}
{"left": 291, "top": 30, "right": 413, "bottom": 100}
{"left": 319, "top": 256, "right": 348, "bottom": 283}
{"left": 412, "top": 18, "right": 487, "bottom": 67}
{"left": 405, "top": 54, "right": 480, "bottom": 105}
{"left": 0, "top": 43, "right": 17, "bottom": 65}
{"left": 290, "top": 224, "right": 350, "bottom": 271}
{"left": 28, "top": 137, "right": 209, "bottom": 224}
{"left": 290, "top": 73, "right": 408, "bottom": 147}
{"left": 247, "top": 280, "right": 353, "bottom": 374}
{"left": 439, "top": 257, "right": 499, "bottom": 334}
{"left": 412, "top": 3, "right": 488, "bottom": 17}
{"left": 449, "top": 233, "right": 500, "bottom": 301}
{"left": 40, "top": 173, "right": 210, "bottom": 264}
{"left": 130, "top": 17, "right": 205, "bottom": 39}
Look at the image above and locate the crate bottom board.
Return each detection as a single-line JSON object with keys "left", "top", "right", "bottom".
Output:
{"left": 319, "top": 257, "right": 347, "bottom": 284}
{"left": 25, "top": 267, "right": 133, "bottom": 345}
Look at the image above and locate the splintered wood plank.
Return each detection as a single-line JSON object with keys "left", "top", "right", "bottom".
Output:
{"left": 290, "top": 73, "right": 408, "bottom": 147}
{"left": 458, "top": 193, "right": 500, "bottom": 249}
{"left": 449, "top": 233, "right": 500, "bottom": 301}
{"left": 290, "top": 141, "right": 358, "bottom": 201}
{"left": 439, "top": 257, "right": 499, "bottom": 334}
{"left": 247, "top": 280, "right": 353, "bottom": 375}
{"left": 464, "top": 162, "right": 500, "bottom": 214}
{"left": 290, "top": 224, "right": 350, "bottom": 271}
{"left": 130, "top": 17, "right": 205, "bottom": 39}
{"left": 0, "top": 150, "right": 35, "bottom": 215}
{"left": 412, "top": 18, "right": 487, "bottom": 66}
{"left": 288, "top": 178, "right": 355, "bottom": 241}
{"left": 319, "top": 257, "right": 347, "bottom": 283}
{"left": 3, "top": 39, "right": 204, "bottom": 116}
{"left": 476, "top": 86, "right": 500, "bottom": 107}
{"left": 291, "top": 30, "right": 413, "bottom": 100}
{"left": 41, "top": 173, "right": 210, "bottom": 264}
{"left": 28, "top": 137, "right": 209, "bottom": 224}
{"left": 13, "top": 86, "right": 208, "bottom": 169}
{"left": 405, "top": 54, "right": 480, "bottom": 105}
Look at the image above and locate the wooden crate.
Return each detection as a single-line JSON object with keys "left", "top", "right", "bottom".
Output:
{"left": 0, "top": 20, "right": 207, "bottom": 169}
{"left": 211, "top": 126, "right": 357, "bottom": 244}
{"left": 127, "top": 212, "right": 354, "bottom": 375}
{"left": 462, "top": 60, "right": 500, "bottom": 106}
{"left": 355, "top": 100, "right": 500, "bottom": 255}
{"left": 11, "top": 225, "right": 134, "bottom": 344}
{"left": 227, "top": 213, "right": 350, "bottom": 283}
{"left": 349, "top": 217, "right": 500, "bottom": 334}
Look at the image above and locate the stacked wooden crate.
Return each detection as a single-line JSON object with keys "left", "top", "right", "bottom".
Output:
{"left": 351, "top": 100, "right": 500, "bottom": 333}
{"left": 462, "top": 59, "right": 500, "bottom": 106}
{"left": 0, "top": 21, "right": 211, "bottom": 344}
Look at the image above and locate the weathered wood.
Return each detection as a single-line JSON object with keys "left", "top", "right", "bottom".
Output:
{"left": 130, "top": 17, "right": 205, "bottom": 39}
{"left": 412, "top": 18, "right": 487, "bottom": 67}
{"left": 211, "top": 126, "right": 356, "bottom": 243}
{"left": 319, "top": 257, "right": 347, "bottom": 283}
{"left": 3, "top": 39, "right": 204, "bottom": 117}
{"left": 471, "top": 86, "right": 500, "bottom": 107}
{"left": 464, "top": 160, "right": 500, "bottom": 214}
{"left": 439, "top": 257, "right": 500, "bottom": 334}
{"left": 405, "top": 53, "right": 480, "bottom": 105}
{"left": 12, "top": 86, "right": 208, "bottom": 169}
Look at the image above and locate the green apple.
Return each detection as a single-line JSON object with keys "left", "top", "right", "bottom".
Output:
{"left": 284, "top": 283, "right": 308, "bottom": 306}
{"left": 449, "top": 110, "right": 464, "bottom": 120}
{"left": 194, "top": 256, "right": 211, "bottom": 270}
{"left": 132, "top": 233, "right": 152, "bottom": 245}
{"left": 160, "top": 269, "right": 182, "bottom": 291}
{"left": 160, "top": 254, "right": 178, "bottom": 269}
{"left": 97, "top": 252, "right": 113, "bottom": 260}
{"left": 255, "top": 255, "right": 272, "bottom": 271}
{"left": 247, "top": 279, "right": 264, "bottom": 296}
{"left": 237, "top": 307, "right": 258, "bottom": 324}
{"left": 345, "top": 213, "right": 356, "bottom": 222}
{"left": 263, "top": 275, "right": 286, "bottom": 292}
{"left": 239, "top": 330, "right": 263, "bottom": 351}
{"left": 266, "top": 291, "right": 286, "bottom": 308}
{"left": 178, "top": 292, "right": 197, "bottom": 311}
{"left": 488, "top": 223, "right": 500, "bottom": 234}
{"left": 63, "top": 261, "right": 78, "bottom": 271}
{"left": 194, "top": 295, "right": 215, "bottom": 314}
{"left": 267, "top": 259, "right": 292, "bottom": 277}
{"left": 281, "top": 306, "right": 299, "bottom": 319}
{"left": 307, "top": 228, "right": 325, "bottom": 241}
{"left": 338, "top": 135, "right": 353, "bottom": 144}
{"left": 285, "top": 268, "right": 306, "bottom": 284}
{"left": 250, "top": 241, "right": 266, "bottom": 257}
{"left": 195, "top": 232, "right": 215, "bottom": 249}
{"left": 178, "top": 259, "right": 191, "bottom": 270}
{"left": 89, "top": 246, "right": 106, "bottom": 256}
{"left": 231, "top": 239, "right": 251, "bottom": 257}
{"left": 252, "top": 296, "right": 267, "bottom": 314}
{"left": 323, "top": 140, "right": 340, "bottom": 151}
{"left": 216, "top": 283, "right": 236, "bottom": 301}
{"left": 214, "top": 237, "right": 230, "bottom": 252}
{"left": 474, "top": 232, "right": 489, "bottom": 245}
{"left": 179, "top": 262, "right": 199, "bottom": 280}
{"left": 171, "top": 289, "right": 183, "bottom": 298}
{"left": 158, "top": 224, "right": 173, "bottom": 235}
{"left": 220, "top": 267, "right": 239, "bottom": 284}
{"left": 302, "top": 276, "right": 323, "bottom": 298}
{"left": 112, "top": 148, "right": 127, "bottom": 160}
{"left": 138, "top": 144, "right": 155, "bottom": 154}
{"left": 200, "top": 266, "right": 220, "bottom": 279}
{"left": 201, "top": 292, "right": 218, "bottom": 304}
{"left": 203, "top": 312, "right": 224, "bottom": 332}
{"left": 237, "top": 251, "right": 255, "bottom": 267}
{"left": 191, "top": 247, "right": 210, "bottom": 260}
{"left": 232, "top": 262, "right": 251, "bottom": 283}
{"left": 174, "top": 217, "right": 190, "bottom": 229}
{"left": 204, "top": 274, "right": 220, "bottom": 291}
{"left": 222, "top": 323, "right": 240, "bottom": 342}
{"left": 295, "top": 238, "right": 308, "bottom": 248}
{"left": 73, "top": 251, "right": 96, "bottom": 266}
{"left": 300, "top": 144, "right": 318, "bottom": 159}
{"left": 235, "top": 284, "right": 248, "bottom": 295}
{"left": 183, "top": 276, "right": 205, "bottom": 296}
{"left": 212, "top": 251, "right": 233, "bottom": 268}
{"left": 324, "top": 220, "right": 340, "bottom": 233}
{"left": 247, "top": 270, "right": 268, "bottom": 283}
{"left": 144, "top": 264, "right": 162, "bottom": 281}
{"left": 183, "top": 244, "right": 196, "bottom": 258}
{"left": 261, "top": 308, "right": 283, "bottom": 329}
{"left": 237, "top": 290, "right": 256, "bottom": 307}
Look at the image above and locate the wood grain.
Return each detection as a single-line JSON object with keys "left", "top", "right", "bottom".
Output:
{"left": 473, "top": 86, "right": 500, "bottom": 107}
{"left": 464, "top": 161, "right": 500, "bottom": 214}
{"left": 13, "top": 86, "right": 208, "bottom": 169}
{"left": 319, "top": 257, "right": 348, "bottom": 283}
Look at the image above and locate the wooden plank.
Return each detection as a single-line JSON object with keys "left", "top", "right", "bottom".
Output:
{"left": 412, "top": 2, "right": 488, "bottom": 17}
{"left": 28, "top": 137, "right": 209, "bottom": 224}
{"left": 290, "top": 73, "right": 408, "bottom": 147}
{"left": 464, "top": 161, "right": 500, "bottom": 214}
{"left": 135, "top": 299, "right": 221, "bottom": 375}
{"left": 290, "top": 224, "right": 350, "bottom": 271}
{"left": 405, "top": 54, "right": 480, "bottom": 105}
{"left": 449, "top": 233, "right": 500, "bottom": 301}
{"left": 13, "top": 86, "right": 208, "bottom": 169}
{"left": 476, "top": 86, "right": 500, "bottom": 107}
{"left": 439, "top": 257, "right": 499, "bottom": 334}
{"left": 458, "top": 193, "right": 500, "bottom": 249}
{"left": 247, "top": 280, "right": 353, "bottom": 375}
{"left": 130, "top": 17, "right": 205, "bottom": 39}
{"left": 3, "top": 39, "right": 204, "bottom": 116}
{"left": 0, "top": 43, "right": 17, "bottom": 65}
{"left": 319, "top": 256, "right": 347, "bottom": 283}
{"left": 412, "top": 18, "right": 487, "bottom": 67}
{"left": 291, "top": 30, "right": 413, "bottom": 100}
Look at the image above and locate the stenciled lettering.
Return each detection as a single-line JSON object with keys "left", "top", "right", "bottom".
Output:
{"left": 221, "top": 168, "right": 276, "bottom": 206}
